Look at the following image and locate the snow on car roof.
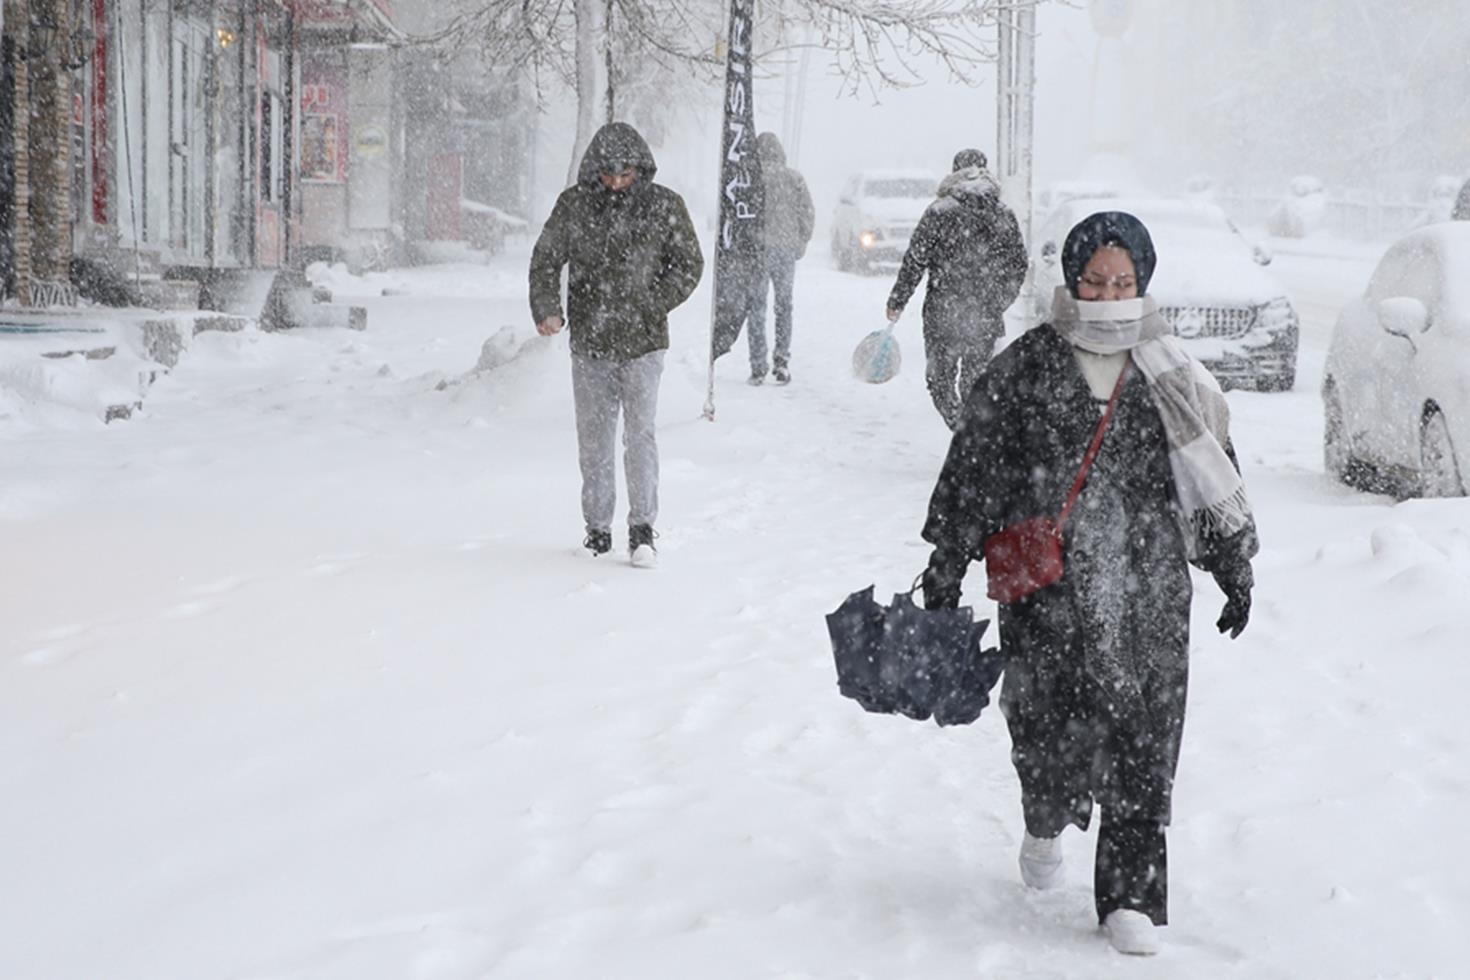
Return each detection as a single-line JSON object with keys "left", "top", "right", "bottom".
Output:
{"left": 1056, "top": 197, "right": 1233, "bottom": 231}
{"left": 1394, "top": 222, "right": 1470, "bottom": 305}
{"left": 1039, "top": 196, "right": 1282, "bottom": 306}
{"left": 1398, "top": 220, "right": 1470, "bottom": 253}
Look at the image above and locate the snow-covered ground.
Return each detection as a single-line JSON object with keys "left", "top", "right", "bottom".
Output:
{"left": 3, "top": 239, "right": 1467, "bottom": 979}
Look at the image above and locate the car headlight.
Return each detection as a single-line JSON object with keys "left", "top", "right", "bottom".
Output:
{"left": 859, "top": 230, "right": 878, "bottom": 249}
{"left": 1255, "top": 297, "right": 1298, "bottom": 335}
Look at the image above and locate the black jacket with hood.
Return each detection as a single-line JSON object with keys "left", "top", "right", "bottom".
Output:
{"left": 529, "top": 123, "right": 704, "bottom": 360}
{"left": 887, "top": 167, "right": 1028, "bottom": 338}
{"left": 756, "top": 133, "right": 815, "bottom": 257}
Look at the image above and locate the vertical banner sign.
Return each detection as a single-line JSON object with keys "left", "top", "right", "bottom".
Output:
{"left": 704, "top": 0, "right": 765, "bottom": 416}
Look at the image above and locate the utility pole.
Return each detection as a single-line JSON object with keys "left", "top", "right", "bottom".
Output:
{"left": 780, "top": 30, "right": 811, "bottom": 169}
{"left": 604, "top": 0, "right": 614, "bottom": 123}
{"left": 996, "top": 1, "right": 1036, "bottom": 328}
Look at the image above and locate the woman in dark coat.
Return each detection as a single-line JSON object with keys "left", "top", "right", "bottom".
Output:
{"left": 920, "top": 212, "right": 1258, "bottom": 955}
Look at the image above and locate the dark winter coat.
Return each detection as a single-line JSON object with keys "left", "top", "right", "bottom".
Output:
{"left": 529, "top": 123, "right": 704, "bottom": 360}
{"left": 756, "top": 133, "right": 815, "bottom": 258}
{"left": 887, "top": 168, "right": 1029, "bottom": 342}
{"left": 922, "top": 324, "right": 1257, "bottom": 831}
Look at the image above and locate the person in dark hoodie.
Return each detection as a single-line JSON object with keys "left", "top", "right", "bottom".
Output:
{"left": 919, "top": 212, "right": 1258, "bottom": 955}
{"left": 529, "top": 123, "right": 704, "bottom": 568}
{"left": 745, "top": 132, "right": 815, "bottom": 386}
{"left": 885, "top": 149, "right": 1028, "bottom": 429}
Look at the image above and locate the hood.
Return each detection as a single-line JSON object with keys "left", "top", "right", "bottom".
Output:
{"left": 939, "top": 166, "right": 1000, "bottom": 203}
{"left": 577, "top": 123, "right": 658, "bottom": 188}
{"left": 756, "top": 132, "right": 786, "bottom": 169}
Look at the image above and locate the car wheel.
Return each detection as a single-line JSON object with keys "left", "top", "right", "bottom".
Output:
{"left": 1419, "top": 409, "right": 1466, "bottom": 497}
{"left": 832, "top": 233, "right": 849, "bottom": 271}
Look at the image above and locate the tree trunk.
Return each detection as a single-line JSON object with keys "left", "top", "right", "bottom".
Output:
{"left": 566, "top": 0, "right": 602, "bottom": 187}
{"left": 6, "top": 0, "right": 34, "bottom": 305}
{"left": 28, "top": 0, "right": 73, "bottom": 286}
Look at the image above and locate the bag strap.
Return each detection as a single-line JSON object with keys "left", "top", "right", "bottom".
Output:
{"left": 1058, "top": 360, "right": 1132, "bottom": 528}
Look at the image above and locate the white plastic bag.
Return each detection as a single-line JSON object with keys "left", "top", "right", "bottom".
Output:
{"left": 852, "top": 325, "right": 902, "bottom": 384}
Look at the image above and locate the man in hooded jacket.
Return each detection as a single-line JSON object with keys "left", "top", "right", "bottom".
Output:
{"left": 529, "top": 122, "right": 704, "bottom": 567}
{"left": 745, "top": 132, "right": 815, "bottom": 385}
{"left": 885, "top": 149, "right": 1028, "bottom": 430}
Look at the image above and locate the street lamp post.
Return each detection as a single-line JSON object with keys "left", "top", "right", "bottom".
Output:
{"left": 996, "top": 1, "right": 1037, "bottom": 329}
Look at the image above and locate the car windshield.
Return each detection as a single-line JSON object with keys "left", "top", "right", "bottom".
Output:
{"left": 863, "top": 179, "right": 934, "bottom": 200}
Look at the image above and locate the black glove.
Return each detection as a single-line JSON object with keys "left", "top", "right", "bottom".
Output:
{"left": 1213, "top": 564, "right": 1253, "bottom": 639}
{"left": 921, "top": 549, "right": 965, "bottom": 610}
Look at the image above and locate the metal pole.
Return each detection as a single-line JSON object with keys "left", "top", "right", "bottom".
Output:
{"left": 204, "top": 0, "right": 216, "bottom": 265}
{"left": 282, "top": 2, "right": 294, "bottom": 266}
{"left": 604, "top": 0, "right": 613, "bottom": 123}
{"left": 996, "top": 1, "right": 1037, "bottom": 330}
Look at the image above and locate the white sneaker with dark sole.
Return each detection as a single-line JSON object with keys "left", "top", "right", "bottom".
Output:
{"left": 1103, "top": 910, "right": 1160, "bottom": 956}
{"left": 628, "top": 525, "right": 658, "bottom": 569}
{"left": 1018, "top": 831, "right": 1064, "bottom": 890}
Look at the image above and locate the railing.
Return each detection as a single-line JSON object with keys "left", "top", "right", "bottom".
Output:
{"left": 1214, "top": 189, "right": 1448, "bottom": 242}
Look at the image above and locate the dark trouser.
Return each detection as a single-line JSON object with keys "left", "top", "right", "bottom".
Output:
{"left": 1095, "top": 810, "right": 1168, "bottom": 927}
{"left": 747, "top": 249, "right": 798, "bottom": 374}
{"left": 922, "top": 320, "right": 1002, "bottom": 430}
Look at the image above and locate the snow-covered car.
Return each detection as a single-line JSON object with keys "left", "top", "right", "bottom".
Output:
{"left": 1036, "top": 179, "right": 1119, "bottom": 215}
{"left": 830, "top": 170, "right": 939, "bottom": 274}
{"left": 1266, "top": 175, "right": 1328, "bottom": 238}
{"left": 1322, "top": 223, "right": 1470, "bottom": 497}
{"left": 1033, "top": 197, "right": 1299, "bottom": 391}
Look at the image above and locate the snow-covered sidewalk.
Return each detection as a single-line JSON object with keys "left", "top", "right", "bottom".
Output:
{"left": 2, "top": 245, "right": 1466, "bottom": 979}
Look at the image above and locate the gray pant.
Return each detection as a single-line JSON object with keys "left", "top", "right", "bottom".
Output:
{"left": 746, "top": 248, "right": 798, "bottom": 374}
{"left": 571, "top": 350, "right": 665, "bottom": 532}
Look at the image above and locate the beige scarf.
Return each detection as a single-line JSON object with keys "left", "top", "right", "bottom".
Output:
{"left": 1050, "top": 289, "right": 1253, "bottom": 556}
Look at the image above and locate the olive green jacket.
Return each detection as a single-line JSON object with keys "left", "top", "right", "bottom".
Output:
{"left": 529, "top": 123, "right": 704, "bottom": 360}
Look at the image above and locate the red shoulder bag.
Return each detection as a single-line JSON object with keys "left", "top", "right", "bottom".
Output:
{"left": 984, "top": 362, "right": 1131, "bottom": 604}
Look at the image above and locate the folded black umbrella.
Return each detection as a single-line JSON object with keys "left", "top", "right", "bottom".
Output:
{"left": 826, "top": 583, "right": 1003, "bottom": 727}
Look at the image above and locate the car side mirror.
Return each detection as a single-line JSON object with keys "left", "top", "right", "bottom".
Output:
{"left": 838, "top": 196, "right": 853, "bottom": 206}
{"left": 1040, "top": 241, "right": 1058, "bottom": 265}
{"left": 1252, "top": 244, "right": 1273, "bottom": 266}
{"left": 1378, "top": 296, "right": 1430, "bottom": 337}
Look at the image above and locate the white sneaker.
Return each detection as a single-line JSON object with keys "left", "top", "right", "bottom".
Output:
{"left": 1103, "top": 909, "right": 1160, "bottom": 956}
{"left": 1018, "top": 831, "right": 1064, "bottom": 890}
{"left": 628, "top": 525, "right": 658, "bottom": 569}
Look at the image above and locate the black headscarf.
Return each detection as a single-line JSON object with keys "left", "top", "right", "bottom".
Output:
{"left": 1061, "top": 211, "right": 1157, "bottom": 297}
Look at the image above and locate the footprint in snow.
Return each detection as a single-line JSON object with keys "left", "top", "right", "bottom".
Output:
{"left": 165, "top": 600, "right": 214, "bottom": 620}
{"left": 309, "top": 553, "right": 370, "bottom": 576}
{"left": 189, "top": 576, "right": 246, "bottom": 597}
